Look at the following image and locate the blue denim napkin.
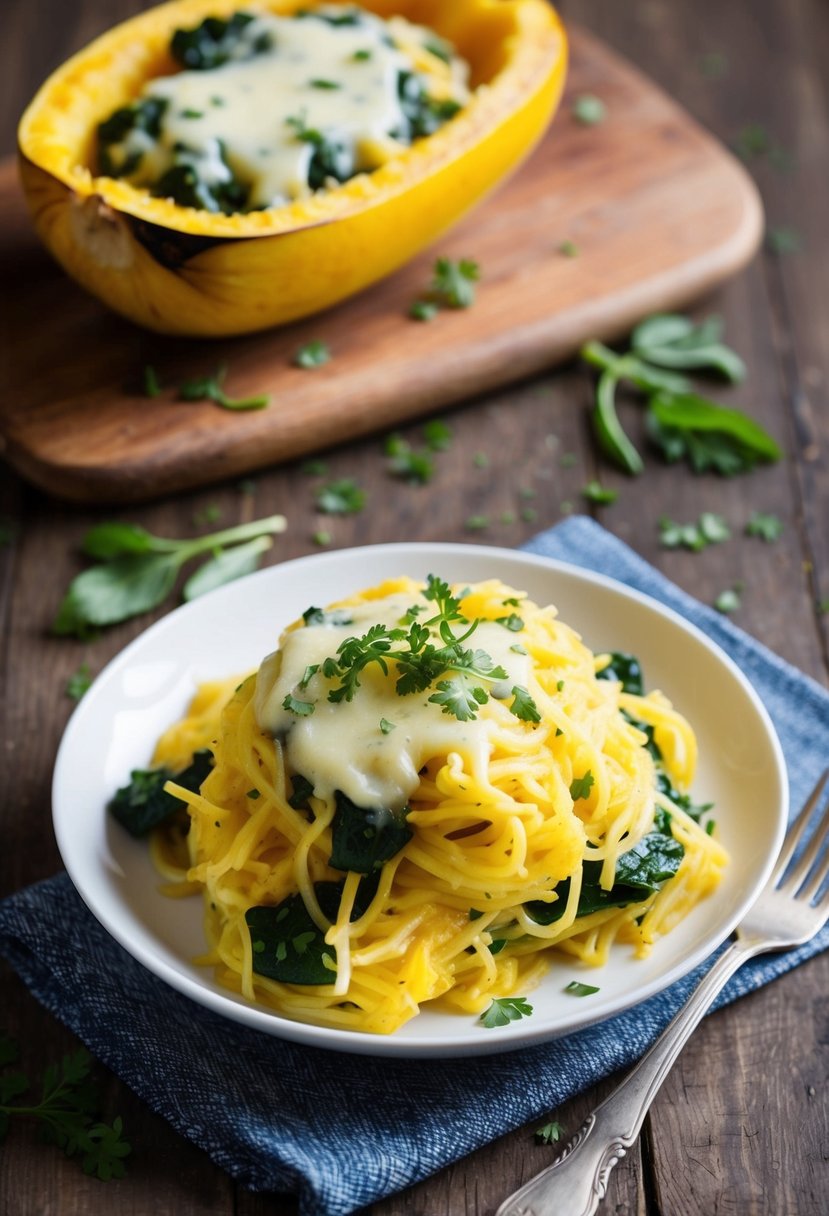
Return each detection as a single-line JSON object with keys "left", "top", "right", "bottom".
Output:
{"left": 1, "top": 516, "right": 827, "bottom": 1216}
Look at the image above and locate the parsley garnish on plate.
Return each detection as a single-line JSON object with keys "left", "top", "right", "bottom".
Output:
{"left": 312, "top": 574, "right": 539, "bottom": 725}
{"left": 565, "top": 981, "right": 600, "bottom": 996}
{"left": 479, "top": 996, "right": 534, "bottom": 1028}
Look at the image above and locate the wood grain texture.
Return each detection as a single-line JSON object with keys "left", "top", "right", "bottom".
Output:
{"left": 1, "top": 1, "right": 828, "bottom": 1215}
{"left": 0, "top": 24, "right": 762, "bottom": 503}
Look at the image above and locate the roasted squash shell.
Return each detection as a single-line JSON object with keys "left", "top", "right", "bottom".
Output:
{"left": 18, "top": 0, "right": 567, "bottom": 337}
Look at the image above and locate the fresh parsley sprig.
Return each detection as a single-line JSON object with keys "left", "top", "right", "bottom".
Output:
{"left": 479, "top": 996, "right": 533, "bottom": 1028}
{"left": 581, "top": 314, "right": 780, "bottom": 476}
{"left": 54, "top": 515, "right": 286, "bottom": 636}
{"left": 298, "top": 574, "right": 540, "bottom": 724}
{"left": 0, "top": 1035, "right": 131, "bottom": 1180}
{"left": 178, "top": 366, "right": 270, "bottom": 411}
{"left": 410, "top": 258, "right": 479, "bottom": 318}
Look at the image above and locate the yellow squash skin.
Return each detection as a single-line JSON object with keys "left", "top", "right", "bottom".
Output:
{"left": 18, "top": 0, "right": 567, "bottom": 337}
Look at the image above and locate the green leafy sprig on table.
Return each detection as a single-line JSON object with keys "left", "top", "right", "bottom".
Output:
{"left": 288, "top": 574, "right": 540, "bottom": 725}
{"left": 178, "top": 366, "right": 270, "bottom": 411}
{"left": 53, "top": 515, "right": 286, "bottom": 636}
{"left": 581, "top": 314, "right": 781, "bottom": 476}
{"left": 409, "top": 257, "right": 480, "bottom": 318}
{"left": 0, "top": 1035, "right": 131, "bottom": 1180}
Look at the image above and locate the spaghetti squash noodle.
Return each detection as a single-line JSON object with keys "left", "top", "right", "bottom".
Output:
{"left": 126, "top": 575, "right": 727, "bottom": 1035}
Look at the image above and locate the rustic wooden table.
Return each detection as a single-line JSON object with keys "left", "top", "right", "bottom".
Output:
{"left": 1, "top": 1, "right": 827, "bottom": 1213}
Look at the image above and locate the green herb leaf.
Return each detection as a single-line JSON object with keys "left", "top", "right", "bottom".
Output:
{"left": 409, "top": 299, "right": 439, "bottom": 322}
{"left": 309, "top": 78, "right": 341, "bottom": 89}
{"left": 535, "top": 1120, "right": 564, "bottom": 1145}
{"left": 431, "top": 257, "right": 480, "bottom": 309}
{"left": 0, "top": 1037, "right": 131, "bottom": 1178}
{"left": 143, "top": 364, "right": 161, "bottom": 397}
{"left": 479, "top": 995, "right": 534, "bottom": 1028}
{"left": 745, "top": 511, "right": 784, "bottom": 541}
{"left": 631, "top": 313, "right": 746, "bottom": 383}
{"left": 572, "top": 94, "right": 606, "bottom": 125}
{"left": 55, "top": 516, "right": 285, "bottom": 635}
{"left": 557, "top": 240, "right": 579, "bottom": 258}
{"left": 379, "top": 718, "right": 396, "bottom": 734}
{"left": 182, "top": 535, "right": 272, "bottom": 600}
{"left": 65, "top": 663, "right": 93, "bottom": 701}
{"left": 647, "top": 391, "right": 781, "bottom": 473}
{"left": 565, "top": 981, "right": 600, "bottom": 996}
{"left": 714, "top": 586, "right": 742, "bottom": 614}
{"left": 510, "top": 685, "right": 541, "bottom": 723}
{"left": 596, "top": 652, "right": 643, "bottom": 695}
{"left": 569, "top": 771, "right": 595, "bottom": 800}
{"left": 316, "top": 478, "right": 366, "bottom": 515}
{"left": 766, "top": 226, "right": 801, "bottom": 255}
{"left": 294, "top": 339, "right": 331, "bottom": 369}
{"left": 423, "top": 419, "right": 453, "bottom": 450}
{"left": 282, "top": 693, "right": 315, "bottom": 717}
{"left": 429, "top": 677, "right": 489, "bottom": 721}
{"left": 385, "top": 434, "right": 435, "bottom": 484}
{"left": 178, "top": 366, "right": 270, "bottom": 411}
{"left": 582, "top": 480, "right": 618, "bottom": 505}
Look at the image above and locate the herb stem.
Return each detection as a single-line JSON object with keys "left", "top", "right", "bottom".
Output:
{"left": 174, "top": 513, "right": 286, "bottom": 561}
{"left": 593, "top": 371, "right": 644, "bottom": 475}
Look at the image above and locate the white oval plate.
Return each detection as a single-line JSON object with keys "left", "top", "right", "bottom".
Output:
{"left": 53, "top": 542, "right": 787, "bottom": 1057}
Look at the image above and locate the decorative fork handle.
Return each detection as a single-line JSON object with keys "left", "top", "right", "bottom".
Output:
{"left": 497, "top": 937, "right": 765, "bottom": 1216}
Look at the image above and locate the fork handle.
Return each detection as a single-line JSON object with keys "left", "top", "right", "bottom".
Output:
{"left": 496, "top": 938, "right": 762, "bottom": 1216}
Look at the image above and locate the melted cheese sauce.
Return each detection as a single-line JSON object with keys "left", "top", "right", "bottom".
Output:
{"left": 255, "top": 590, "right": 533, "bottom": 809}
{"left": 115, "top": 8, "right": 469, "bottom": 208}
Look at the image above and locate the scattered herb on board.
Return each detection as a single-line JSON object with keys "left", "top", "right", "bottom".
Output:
{"left": 53, "top": 515, "right": 286, "bottom": 636}
{"left": 581, "top": 313, "right": 780, "bottom": 476}
{"left": 714, "top": 585, "right": 743, "bottom": 615}
{"left": 409, "top": 257, "right": 479, "bottom": 317}
{"left": 479, "top": 996, "right": 534, "bottom": 1028}
{"left": 384, "top": 434, "right": 435, "bottom": 485}
{"left": 178, "top": 366, "right": 270, "bottom": 411}
{"left": 65, "top": 663, "right": 93, "bottom": 701}
{"left": 572, "top": 94, "right": 606, "bottom": 126}
{"left": 659, "top": 512, "right": 730, "bottom": 551}
{"left": 766, "top": 226, "right": 801, "bottom": 255}
{"left": 582, "top": 480, "right": 618, "bottom": 505}
{"left": 0, "top": 1034, "right": 131, "bottom": 1180}
{"left": 315, "top": 478, "right": 366, "bottom": 515}
{"left": 535, "top": 1120, "right": 564, "bottom": 1145}
{"left": 294, "top": 339, "right": 331, "bottom": 369}
{"left": 423, "top": 419, "right": 453, "bottom": 451}
{"left": 745, "top": 511, "right": 784, "bottom": 541}
{"left": 565, "top": 981, "right": 600, "bottom": 996}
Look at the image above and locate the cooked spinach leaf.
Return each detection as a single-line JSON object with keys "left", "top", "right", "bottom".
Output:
{"left": 526, "top": 830, "right": 684, "bottom": 926}
{"left": 595, "top": 652, "right": 644, "bottom": 695}
{"left": 109, "top": 749, "right": 213, "bottom": 837}
{"left": 329, "top": 790, "right": 412, "bottom": 873}
{"left": 98, "top": 98, "right": 168, "bottom": 177}
{"left": 247, "top": 875, "right": 378, "bottom": 984}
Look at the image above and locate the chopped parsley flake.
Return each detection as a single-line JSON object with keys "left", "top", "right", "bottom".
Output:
{"left": 294, "top": 339, "right": 331, "bottom": 369}
{"left": 745, "top": 511, "right": 784, "bottom": 541}
{"left": 572, "top": 94, "right": 606, "bottom": 126}
{"left": 316, "top": 478, "right": 366, "bottom": 515}
{"left": 535, "top": 1120, "right": 564, "bottom": 1145}
{"left": 379, "top": 718, "right": 396, "bottom": 734}
{"left": 65, "top": 663, "right": 93, "bottom": 701}
{"left": 569, "top": 771, "right": 595, "bottom": 800}
{"left": 714, "top": 586, "right": 742, "bottom": 615}
{"left": 565, "top": 981, "right": 600, "bottom": 996}
{"left": 582, "top": 480, "right": 618, "bottom": 505}
{"left": 282, "top": 693, "right": 315, "bottom": 716}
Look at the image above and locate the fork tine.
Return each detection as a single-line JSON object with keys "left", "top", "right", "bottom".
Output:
{"left": 772, "top": 768, "right": 829, "bottom": 885}
{"left": 777, "top": 783, "right": 829, "bottom": 895}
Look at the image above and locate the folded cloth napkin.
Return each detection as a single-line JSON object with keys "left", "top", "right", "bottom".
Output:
{"left": 1, "top": 516, "right": 827, "bottom": 1216}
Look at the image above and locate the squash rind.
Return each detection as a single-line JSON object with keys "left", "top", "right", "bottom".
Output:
{"left": 18, "top": 0, "right": 567, "bottom": 336}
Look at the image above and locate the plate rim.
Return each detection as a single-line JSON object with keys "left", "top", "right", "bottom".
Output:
{"left": 52, "top": 540, "right": 789, "bottom": 1057}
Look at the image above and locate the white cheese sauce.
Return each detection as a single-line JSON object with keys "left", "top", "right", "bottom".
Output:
{"left": 118, "top": 9, "right": 465, "bottom": 208}
{"left": 254, "top": 590, "right": 533, "bottom": 810}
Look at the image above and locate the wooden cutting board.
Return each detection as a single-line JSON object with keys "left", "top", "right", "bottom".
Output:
{"left": 0, "top": 24, "right": 762, "bottom": 505}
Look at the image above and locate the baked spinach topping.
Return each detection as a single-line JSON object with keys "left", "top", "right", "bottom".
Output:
{"left": 246, "top": 874, "right": 379, "bottom": 984}
{"left": 170, "top": 12, "right": 269, "bottom": 70}
{"left": 329, "top": 790, "right": 412, "bottom": 873}
{"left": 96, "top": 7, "right": 467, "bottom": 213}
{"left": 109, "top": 749, "right": 213, "bottom": 837}
{"left": 98, "top": 98, "right": 168, "bottom": 177}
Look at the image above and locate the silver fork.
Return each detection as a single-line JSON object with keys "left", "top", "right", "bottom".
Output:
{"left": 496, "top": 768, "right": 829, "bottom": 1216}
